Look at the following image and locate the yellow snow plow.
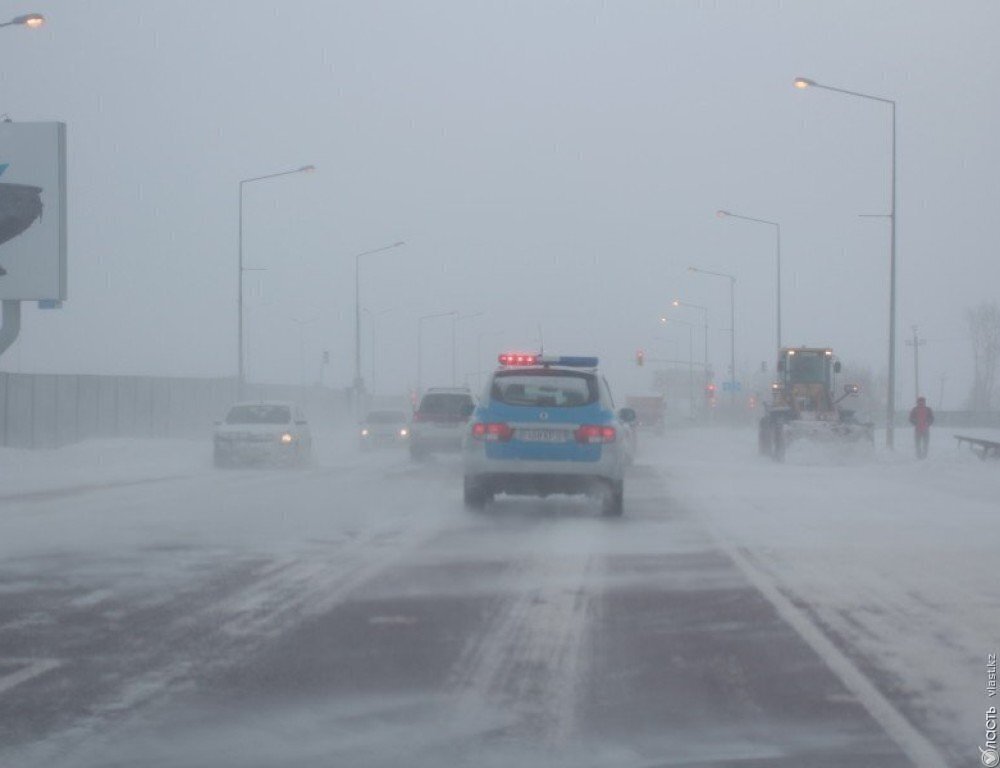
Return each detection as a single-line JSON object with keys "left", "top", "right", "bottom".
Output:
{"left": 758, "top": 347, "right": 874, "bottom": 462}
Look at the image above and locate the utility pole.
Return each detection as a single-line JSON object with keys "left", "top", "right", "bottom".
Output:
{"left": 905, "top": 325, "right": 926, "bottom": 399}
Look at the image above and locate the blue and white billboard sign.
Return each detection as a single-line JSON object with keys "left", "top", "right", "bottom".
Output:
{"left": 0, "top": 122, "right": 67, "bottom": 300}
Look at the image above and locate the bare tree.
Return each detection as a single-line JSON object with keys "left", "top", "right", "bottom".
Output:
{"left": 966, "top": 300, "right": 1000, "bottom": 411}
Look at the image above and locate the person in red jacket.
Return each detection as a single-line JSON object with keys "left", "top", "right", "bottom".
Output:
{"left": 908, "top": 396, "right": 934, "bottom": 459}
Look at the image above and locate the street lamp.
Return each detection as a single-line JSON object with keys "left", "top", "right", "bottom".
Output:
{"left": 0, "top": 13, "right": 44, "bottom": 29}
{"left": 237, "top": 164, "right": 315, "bottom": 396}
{"left": 417, "top": 310, "right": 456, "bottom": 396}
{"left": 794, "top": 75, "right": 898, "bottom": 449}
{"left": 689, "top": 266, "right": 737, "bottom": 403}
{"left": 671, "top": 299, "right": 709, "bottom": 374}
{"left": 354, "top": 241, "right": 405, "bottom": 400}
{"left": 452, "top": 311, "right": 484, "bottom": 386}
{"left": 717, "top": 209, "right": 781, "bottom": 351}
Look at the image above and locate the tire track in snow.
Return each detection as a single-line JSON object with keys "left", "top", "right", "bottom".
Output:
{"left": 447, "top": 515, "right": 603, "bottom": 746}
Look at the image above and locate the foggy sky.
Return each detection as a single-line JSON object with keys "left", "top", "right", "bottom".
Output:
{"left": 2, "top": 1, "right": 997, "bottom": 408}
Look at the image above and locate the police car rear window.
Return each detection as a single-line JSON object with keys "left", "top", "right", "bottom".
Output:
{"left": 491, "top": 371, "right": 597, "bottom": 408}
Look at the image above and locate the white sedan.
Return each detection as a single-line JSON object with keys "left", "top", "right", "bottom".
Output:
{"left": 213, "top": 401, "right": 313, "bottom": 467}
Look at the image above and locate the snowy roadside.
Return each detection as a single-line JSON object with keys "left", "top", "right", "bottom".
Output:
{"left": 0, "top": 439, "right": 213, "bottom": 499}
{"left": 645, "top": 425, "right": 999, "bottom": 762}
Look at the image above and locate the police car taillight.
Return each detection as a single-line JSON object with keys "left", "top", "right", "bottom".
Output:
{"left": 574, "top": 425, "right": 616, "bottom": 444}
{"left": 498, "top": 352, "right": 538, "bottom": 366}
{"left": 471, "top": 422, "right": 513, "bottom": 442}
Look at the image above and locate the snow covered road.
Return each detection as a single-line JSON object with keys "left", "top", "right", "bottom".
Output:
{"left": 0, "top": 428, "right": 994, "bottom": 766}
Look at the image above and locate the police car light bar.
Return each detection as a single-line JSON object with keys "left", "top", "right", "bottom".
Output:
{"left": 498, "top": 352, "right": 539, "bottom": 366}
{"left": 497, "top": 353, "right": 599, "bottom": 368}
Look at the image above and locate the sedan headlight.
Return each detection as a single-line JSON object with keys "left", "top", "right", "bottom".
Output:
{"left": 280, "top": 432, "right": 294, "bottom": 444}
{"left": 361, "top": 428, "right": 369, "bottom": 437}
{"left": 399, "top": 428, "right": 408, "bottom": 437}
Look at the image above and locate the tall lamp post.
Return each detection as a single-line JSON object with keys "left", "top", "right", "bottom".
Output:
{"left": 238, "top": 164, "right": 315, "bottom": 396}
{"left": 794, "top": 75, "right": 898, "bottom": 449}
{"left": 671, "top": 299, "right": 709, "bottom": 376}
{"left": 417, "top": 310, "right": 456, "bottom": 396}
{"left": 716, "top": 209, "right": 781, "bottom": 351}
{"left": 0, "top": 13, "right": 44, "bottom": 29}
{"left": 689, "top": 267, "right": 737, "bottom": 403}
{"left": 354, "top": 241, "right": 405, "bottom": 401}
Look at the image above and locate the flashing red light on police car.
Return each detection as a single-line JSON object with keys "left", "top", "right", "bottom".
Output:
{"left": 471, "top": 422, "right": 514, "bottom": 442}
{"left": 498, "top": 352, "right": 538, "bottom": 367}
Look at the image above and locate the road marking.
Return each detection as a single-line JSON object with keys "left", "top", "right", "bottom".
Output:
{"left": 721, "top": 543, "right": 950, "bottom": 768}
{"left": 0, "top": 658, "right": 61, "bottom": 695}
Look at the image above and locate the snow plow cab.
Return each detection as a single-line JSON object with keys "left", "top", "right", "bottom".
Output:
{"left": 758, "top": 347, "right": 874, "bottom": 461}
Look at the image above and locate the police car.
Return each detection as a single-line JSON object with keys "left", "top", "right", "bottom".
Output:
{"left": 462, "top": 353, "right": 636, "bottom": 516}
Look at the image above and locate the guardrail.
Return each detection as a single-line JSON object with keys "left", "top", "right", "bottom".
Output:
{"left": 0, "top": 372, "right": 351, "bottom": 449}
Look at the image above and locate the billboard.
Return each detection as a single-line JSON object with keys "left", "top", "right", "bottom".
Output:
{"left": 0, "top": 122, "right": 66, "bottom": 300}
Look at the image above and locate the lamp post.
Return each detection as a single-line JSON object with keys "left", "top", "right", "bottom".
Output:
{"left": 689, "top": 267, "right": 737, "bottom": 403}
{"left": 660, "top": 315, "right": 697, "bottom": 419}
{"left": 716, "top": 209, "right": 781, "bottom": 351}
{"left": 794, "top": 75, "right": 898, "bottom": 449}
{"left": 0, "top": 13, "right": 44, "bottom": 29}
{"left": 417, "top": 310, "right": 456, "bottom": 396}
{"left": 238, "top": 164, "right": 315, "bottom": 396}
{"left": 354, "top": 241, "right": 405, "bottom": 401}
{"left": 452, "top": 312, "right": 484, "bottom": 386}
{"left": 671, "top": 299, "right": 709, "bottom": 376}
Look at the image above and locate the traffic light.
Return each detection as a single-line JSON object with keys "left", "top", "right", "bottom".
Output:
{"left": 705, "top": 383, "right": 716, "bottom": 398}
{"left": 636, "top": 349, "right": 645, "bottom": 367}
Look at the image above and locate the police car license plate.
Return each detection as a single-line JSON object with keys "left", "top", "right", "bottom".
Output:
{"left": 518, "top": 428, "right": 568, "bottom": 443}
